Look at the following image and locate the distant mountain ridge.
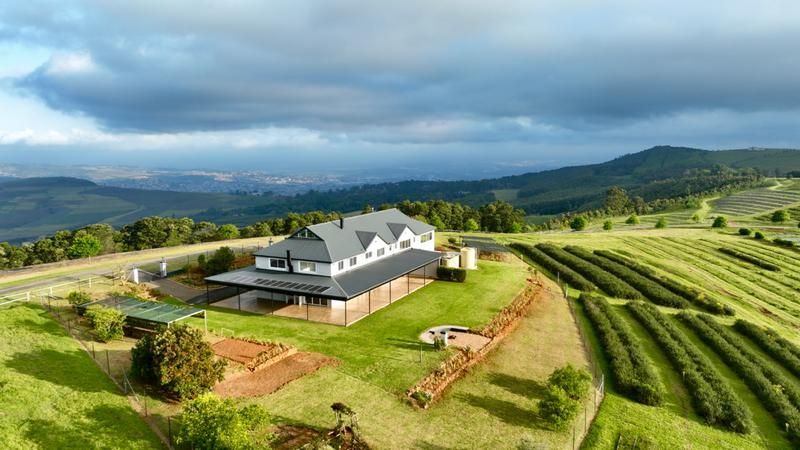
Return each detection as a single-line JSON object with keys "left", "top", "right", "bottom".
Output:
{"left": 2, "top": 146, "right": 800, "bottom": 242}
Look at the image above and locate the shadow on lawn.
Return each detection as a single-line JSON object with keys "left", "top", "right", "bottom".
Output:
{"left": 5, "top": 348, "right": 117, "bottom": 393}
{"left": 456, "top": 393, "right": 540, "bottom": 428}
{"left": 25, "top": 404, "right": 158, "bottom": 449}
{"left": 488, "top": 372, "right": 547, "bottom": 399}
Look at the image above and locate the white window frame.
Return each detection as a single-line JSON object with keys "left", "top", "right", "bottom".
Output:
{"left": 420, "top": 232, "right": 432, "bottom": 243}
{"left": 400, "top": 239, "right": 411, "bottom": 249}
{"left": 299, "top": 261, "right": 316, "bottom": 273}
{"left": 349, "top": 257, "right": 357, "bottom": 267}
{"left": 338, "top": 261, "right": 345, "bottom": 270}
{"left": 269, "top": 259, "right": 287, "bottom": 269}
{"left": 377, "top": 248, "right": 385, "bottom": 257}
{"left": 366, "top": 251, "right": 373, "bottom": 259}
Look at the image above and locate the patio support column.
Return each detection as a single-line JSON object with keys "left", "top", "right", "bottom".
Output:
{"left": 389, "top": 282, "right": 392, "bottom": 304}
{"left": 345, "top": 300, "right": 348, "bottom": 326}
{"left": 423, "top": 264, "right": 427, "bottom": 284}
{"left": 306, "top": 299, "right": 309, "bottom": 321}
{"left": 407, "top": 273, "right": 410, "bottom": 294}
{"left": 368, "top": 290, "right": 371, "bottom": 314}
{"left": 237, "top": 287, "right": 241, "bottom": 311}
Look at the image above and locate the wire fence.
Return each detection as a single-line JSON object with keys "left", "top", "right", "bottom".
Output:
{"left": 561, "top": 284, "right": 606, "bottom": 450}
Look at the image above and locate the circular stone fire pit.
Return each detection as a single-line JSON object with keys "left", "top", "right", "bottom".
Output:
{"left": 419, "top": 325, "right": 491, "bottom": 350}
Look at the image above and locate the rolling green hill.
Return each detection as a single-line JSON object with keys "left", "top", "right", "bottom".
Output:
{"left": 0, "top": 177, "right": 262, "bottom": 243}
{"left": 4, "top": 146, "right": 800, "bottom": 243}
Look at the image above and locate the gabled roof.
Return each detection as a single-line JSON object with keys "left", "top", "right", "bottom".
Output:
{"left": 254, "top": 208, "right": 435, "bottom": 263}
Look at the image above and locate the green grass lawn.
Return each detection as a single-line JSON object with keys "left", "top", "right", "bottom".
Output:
{"left": 193, "top": 259, "right": 530, "bottom": 394}
{"left": 0, "top": 304, "right": 161, "bottom": 449}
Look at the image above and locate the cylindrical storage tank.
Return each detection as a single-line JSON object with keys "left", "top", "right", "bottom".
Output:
{"left": 442, "top": 253, "right": 460, "bottom": 268}
{"left": 460, "top": 247, "right": 477, "bottom": 270}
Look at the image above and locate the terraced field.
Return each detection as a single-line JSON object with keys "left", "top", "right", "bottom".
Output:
{"left": 711, "top": 186, "right": 800, "bottom": 217}
{"left": 494, "top": 228, "right": 800, "bottom": 448}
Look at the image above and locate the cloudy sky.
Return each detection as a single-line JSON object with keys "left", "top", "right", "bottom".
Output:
{"left": 1, "top": 1, "right": 800, "bottom": 177}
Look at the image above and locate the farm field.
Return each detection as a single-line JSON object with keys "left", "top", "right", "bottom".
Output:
{"left": 0, "top": 304, "right": 161, "bottom": 449}
{"left": 493, "top": 227, "right": 800, "bottom": 448}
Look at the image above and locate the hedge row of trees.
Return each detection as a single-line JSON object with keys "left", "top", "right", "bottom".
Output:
{"left": 733, "top": 320, "right": 800, "bottom": 378}
{"left": 0, "top": 198, "right": 528, "bottom": 270}
{"left": 627, "top": 302, "right": 753, "bottom": 433}
{"left": 539, "top": 172, "right": 766, "bottom": 231}
{"left": 508, "top": 243, "right": 595, "bottom": 291}
{"left": 535, "top": 244, "right": 641, "bottom": 299}
{"left": 595, "top": 250, "right": 735, "bottom": 315}
{"left": 580, "top": 294, "right": 663, "bottom": 405}
{"left": 718, "top": 247, "right": 781, "bottom": 271}
{"left": 564, "top": 246, "right": 688, "bottom": 308}
{"left": 679, "top": 313, "right": 800, "bottom": 443}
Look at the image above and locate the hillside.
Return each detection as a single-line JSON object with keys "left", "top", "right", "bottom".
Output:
{"left": 0, "top": 177, "right": 262, "bottom": 243}
{"left": 3, "top": 146, "right": 800, "bottom": 242}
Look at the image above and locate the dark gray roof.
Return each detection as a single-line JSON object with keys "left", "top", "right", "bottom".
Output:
{"left": 207, "top": 248, "right": 441, "bottom": 300}
{"left": 255, "top": 208, "right": 435, "bottom": 263}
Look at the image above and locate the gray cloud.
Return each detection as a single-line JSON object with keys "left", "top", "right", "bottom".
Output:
{"left": 3, "top": 0, "right": 800, "bottom": 148}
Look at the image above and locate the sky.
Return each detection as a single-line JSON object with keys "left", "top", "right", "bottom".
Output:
{"left": 1, "top": 1, "right": 800, "bottom": 178}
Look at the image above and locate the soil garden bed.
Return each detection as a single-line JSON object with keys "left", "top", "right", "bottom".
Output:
{"left": 215, "top": 352, "right": 338, "bottom": 398}
{"left": 212, "top": 337, "right": 294, "bottom": 372}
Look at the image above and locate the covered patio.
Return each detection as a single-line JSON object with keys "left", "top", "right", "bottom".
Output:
{"left": 206, "top": 249, "right": 440, "bottom": 326}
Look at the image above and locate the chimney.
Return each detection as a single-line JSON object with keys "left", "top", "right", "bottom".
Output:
{"left": 286, "top": 250, "right": 293, "bottom": 273}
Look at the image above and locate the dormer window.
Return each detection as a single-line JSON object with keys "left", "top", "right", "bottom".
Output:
{"left": 270, "top": 259, "right": 287, "bottom": 269}
{"left": 294, "top": 228, "right": 317, "bottom": 239}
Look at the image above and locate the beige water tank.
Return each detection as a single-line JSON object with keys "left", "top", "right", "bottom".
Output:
{"left": 460, "top": 247, "right": 477, "bottom": 270}
{"left": 441, "top": 252, "right": 460, "bottom": 268}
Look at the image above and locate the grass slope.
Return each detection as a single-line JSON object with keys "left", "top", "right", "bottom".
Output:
{"left": 0, "top": 304, "right": 161, "bottom": 449}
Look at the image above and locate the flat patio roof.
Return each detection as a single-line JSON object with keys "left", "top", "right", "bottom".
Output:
{"left": 205, "top": 248, "right": 441, "bottom": 300}
{"left": 78, "top": 296, "right": 205, "bottom": 325}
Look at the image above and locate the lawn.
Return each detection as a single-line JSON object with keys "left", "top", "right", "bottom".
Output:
{"left": 0, "top": 304, "right": 161, "bottom": 449}
{"left": 253, "top": 270, "right": 590, "bottom": 449}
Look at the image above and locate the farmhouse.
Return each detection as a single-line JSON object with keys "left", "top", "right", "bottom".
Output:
{"left": 206, "top": 208, "right": 442, "bottom": 325}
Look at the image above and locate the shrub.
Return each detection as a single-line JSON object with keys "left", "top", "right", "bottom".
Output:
{"left": 625, "top": 214, "right": 640, "bottom": 225}
{"left": 131, "top": 324, "right": 226, "bottom": 399}
{"left": 565, "top": 246, "right": 688, "bottom": 308}
{"left": 177, "top": 393, "right": 272, "bottom": 450}
{"left": 754, "top": 231, "right": 765, "bottom": 240}
{"left": 205, "top": 246, "right": 236, "bottom": 276}
{"left": 691, "top": 213, "right": 701, "bottom": 223}
{"left": 718, "top": 247, "right": 780, "bottom": 271}
{"left": 432, "top": 335, "right": 447, "bottom": 351}
{"left": 508, "top": 243, "right": 595, "bottom": 291}
{"left": 654, "top": 218, "right": 667, "bottom": 229}
{"left": 594, "top": 250, "right": 734, "bottom": 315}
{"left": 436, "top": 266, "right": 467, "bottom": 282}
{"left": 538, "top": 385, "right": 579, "bottom": 430}
{"left": 411, "top": 390, "right": 433, "bottom": 408}
{"left": 627, "top": 302, "right": 752, "bottom": 433}
{"left": 734, "top": 320, "right": 800, "bottom": 379}
{"left": 602, "top": 220, "right": 613, "bottom": 231}
{"left": 84, "top": 306, "right": 125, "bottom": 342}
{"left": 738, "top": 228, "right": 752, "bottom": 236}
{"left": 581, "top": 294, "right": 663, "bottom": 405}
{"left": 772, "top": 209, "right": 790, "bottom": 223}
{"left": 548, "top": 364, "right": 591, "bottom": 401}
{"left": 570, "top": 216, "right": 588, "bottom": 231}
{"left": 712, "top": 216, "right": 728, "bottom": 228}
{"left": 447, "top": 236, "right": 460, "bottom": 245}
{"left": 680, "top": 313, "right": 800, "bottom": 443}
{"left": 774, "top": 238, "right": 796, "bottom": 248}
{"left": 536, "top": 244, "right": 641, "bottom": 299}
{"left": 66, "top": 291, "right": 92, "bottom": 305}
